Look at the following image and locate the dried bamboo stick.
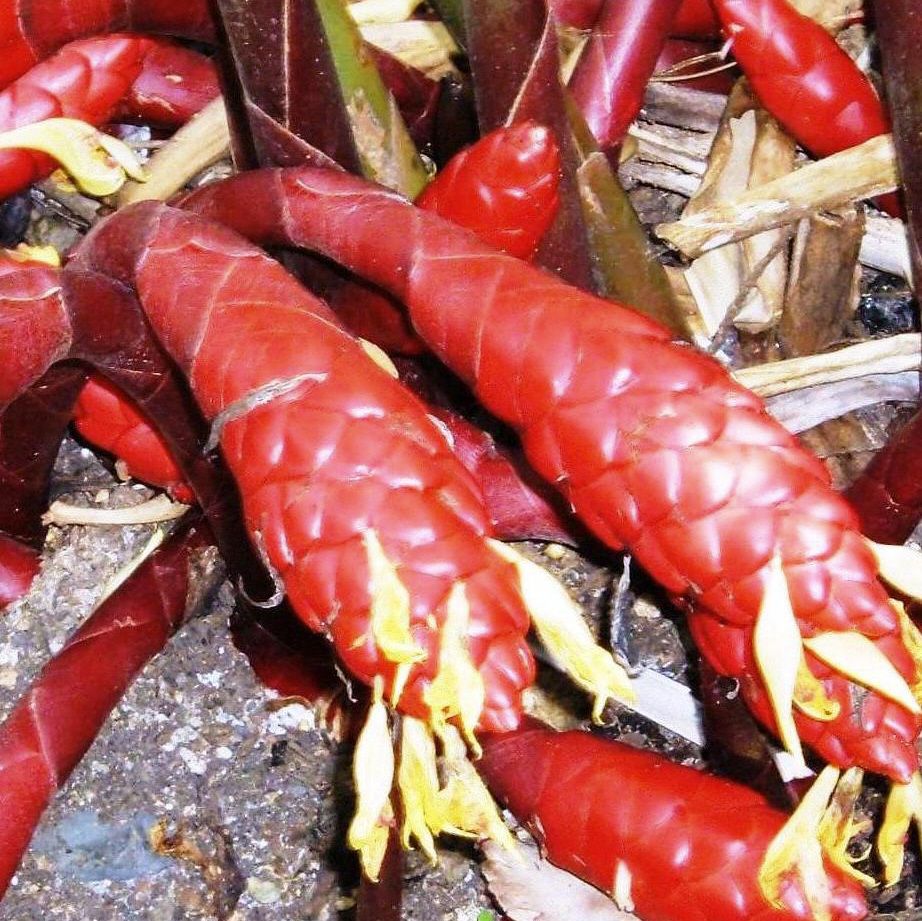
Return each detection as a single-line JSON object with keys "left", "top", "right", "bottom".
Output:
{"left": 766, "top": 372, "right": 919, "bottom": 434}
{"left": 734, "top": 332, "right": 921, "bottom": 397}
{"left": 656, "top": 134, "right": 899, "bottom": 258}
{"left": 117, "top": 97, "right": 230, "bottom": 206}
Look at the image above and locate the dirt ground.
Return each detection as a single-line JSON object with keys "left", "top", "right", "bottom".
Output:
{"left": 0, "top": 441, "right": 497, "bottom": 920}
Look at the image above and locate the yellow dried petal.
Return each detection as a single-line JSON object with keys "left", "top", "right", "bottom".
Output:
{"left": 96, "top": 130, "right": 146, "bottom": 180}
{"left": 359, "top": 338, "right": 400, "bottom": 378}
{"left": 363, "top": 530, "right": 427, "bottom": 680}
{"left": 879, "top": 772, "right": 922, "bottom": 886}
{"left": 347, "top": 680, "right": 395, "bottom": 881}
{"left": 793, "top": 657, "right": 840, "bottom": 721}
{"left": 397, "top": 716, "right": 441, "bottom": 862}
{"left": 423, "top": 582, "right": 485, "bottom": 750}
{"left": 869, "top": 541, "right": 922, "bottom": 600}
{"left": 435, "top": 724, "right": 517, "bottom": 851}
{"left": 753, "top": 554, "right": 806, "bottom": 770}
{"left": 759, "top": 765, "right": 842, "bottom": 921}
{"left": 0, "top": 118, "right": 144, "bottom": 196}
{"left": 803, "top": 631, "right": 921, "bottom": 715}
{"left": 2, "top": 244, "right": 60, "bottom": 266}
{"left": 49, "top": 167, "right": 79, "bottom": 193}
{"left": 817, "top": 768, "right": 875, "bottom": 887}
{"left": 892, "top": 600, "right": 922, "bottom": 705}
{"left": 488, "top": 539, "right": 633, "bottom": 719}
{"left": 390, "top": 661, "right": 412, "bottom": 709}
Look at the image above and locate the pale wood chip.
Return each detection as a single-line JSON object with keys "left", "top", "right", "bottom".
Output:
{"left": 483, "top": 840, "right": 637, "bottom": 921}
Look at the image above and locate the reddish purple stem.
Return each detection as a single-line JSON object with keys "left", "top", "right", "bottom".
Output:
{"left": 569, "top": 0, "right": 683, "bottom": 150}
{"left": 844, "top": 408, "right": 922, "bottom": 545}
{"left": 0, "top": 523, "right": 208, "bottom": 896}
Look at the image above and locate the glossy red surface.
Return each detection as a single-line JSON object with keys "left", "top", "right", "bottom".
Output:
{"left": 0, "top": 526, "right": 205, "bottom": 898}
{"left": 0, "top": 0, "right": 213, "bottom": 87}
{"left": 711, "top": 0, "right": 890, "bottom": 159}
{"left": 0, "top": 34, "right": 218, "bottom": 197}
{"left": 332, "top": 122, "right": 560, "bottom": 353}
{"left": 180, "top": 166, "right": 922, "bottom": 779}
{"left": 479, "top": 726, "right": 868, "bottom": 921}
{"left": 69, "top": 202, "right": 538, "bottom": 731}
{"left": 74, "top": 374, "right": 195, "bottom": 503}
{"left": 0, "top": 534, "right": 39, "bottom": 608}
{"left": 568, "top": 0, "right": 683, "bottom": 149}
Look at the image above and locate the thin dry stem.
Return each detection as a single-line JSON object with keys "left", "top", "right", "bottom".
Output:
{"left": 706, "top": 226, "right": 797, "bottom": 353}
{"left": 360, "top": 21, "right": 458, "bottom": 77}
{"left": 766, "top": 373, "right": 920, "bottom": 435}
{"left": 622, "top": 122, "right": 911, "bottom": 281}
{"left": 734, "top": 333, "right": 921, "bottom": 397}
{"left": 42, "top": 494, "right": 191, "bottom": 526}
{"left": 788, "top": 0, "right": 862, "bottom": 31}
{"left": 656, "top": 134, "right": 898, "bottom": 258}
{"left": 117, "top": 97, "right": 230, "bottom": 206}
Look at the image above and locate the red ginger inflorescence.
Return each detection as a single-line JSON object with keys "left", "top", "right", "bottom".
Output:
{"left": 180, "top": 166, "right": 922, "bottom": 787}
{"left": 68, "top": 202, "right": 541, "bottom": 732}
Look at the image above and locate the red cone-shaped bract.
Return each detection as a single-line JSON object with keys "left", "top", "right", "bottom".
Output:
{"left": 181, "top": 166, "right": 922, "bottom": 780}
{"left": 479, "top": 725, "right": 868, "bottom": 921}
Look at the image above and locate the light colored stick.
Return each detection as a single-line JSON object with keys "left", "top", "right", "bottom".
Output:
{"left": 42, "top": 495, "right": 190, "bottom": 526}
{"left": 766, "top": 372, "right": 919, "bottom": 434}
{"left": 117, "top": 97, "right": 230, "bottom": 206}
{"left": 360, "top": 21, "right": 458, "bottom": 77}
{"left": 683, "top": 101, "right": 795, "bottom": 338}
{"left": 348, "top": 0, "right": 422, "bottom": 24}
{"left": 788, "top": 0, "right": 862, "bottom": 30}
{"left": 622, "top": 124, "right": 911, "bottom": 282}
{"left": 656, "top": 134, "right": 899, "bottom": 258}
{"left": 621, "top": 158, "right": 699, "bottom": 197}
{"left": 629, "top": 123, "right": 711, "bottom": 176}
{"left": 861, "top": 213, "right": 915, "bottom": 284}
{"left": 734, "top": 333, "right": 921, "bottom": 397}
{"left": 641, "top": 83, "right": 727, "bottom": 133}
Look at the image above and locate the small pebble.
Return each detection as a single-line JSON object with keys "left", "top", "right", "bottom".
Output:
{"left": 0, "top": 667, "right": 18, "bottom": 688}
{"left": 0, "top": 193, "right": 31, "bottom": 247}
{"left": 247, "top": 877, "right": 283, "bottom": 904}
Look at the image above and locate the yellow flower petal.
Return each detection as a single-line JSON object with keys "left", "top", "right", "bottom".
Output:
{"left": 363, "top": 529, "right": 427, "bottom": 684}
{"left": 753, "top": 554, "right": 806, "bottom": 770}
{"left": 817, "top": 768, "right": 875, "bottom": 887}
{"left": 488, "top": 539, "right": 633, "bottom": 719}
{"left": 793, "top": 657, "right": 840, "bottom": 722}
{"left": 869, "top": 540, "right": 922, "bottom": 601}
{"left": 803, "top": 630, "right": 921, "bottom": 716}
{"left": 0, "top": 118, "right": 144, "bottom": 196}
{"left": 2, "top": 243, "right": 60, "bottom": 266}
{"left": 434, "top": 724, "right": 517, "bottom": 851}
{"left": 879, "top": 772, "right": 922, "bottom": 886}
{"left": 892, "top": 600, "right": 922, "bottom": 706}
{"left": 397, "top": 716, "right": 441, "bottom": 862}
{"left": 423, "top": 582, "right": 485, "bottom": 750}
{"left": 347, "top": 680, "right": 395, "bottom": 881}
{"left": 96, "top": 130, "right": 146, "bottom": 181}
{"left": 759, "top": 765, "right": 842, "bottom": 921}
